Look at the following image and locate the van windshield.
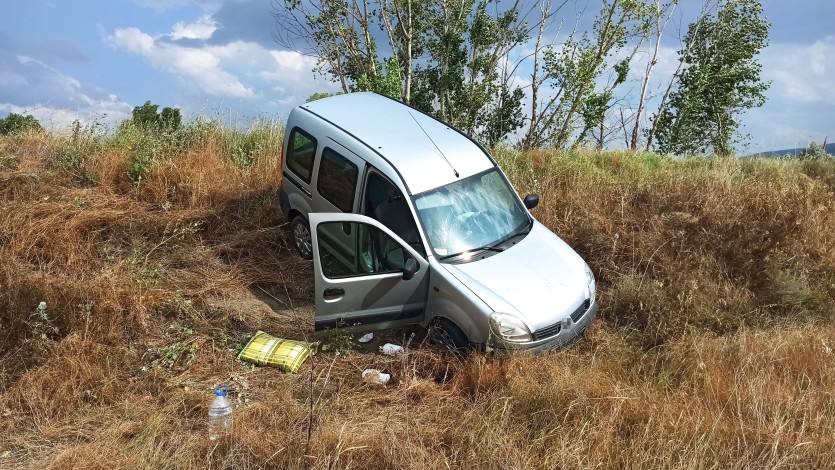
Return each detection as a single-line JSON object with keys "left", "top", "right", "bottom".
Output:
{"left": 413, "top": 168, "right": 530, "bottom": 261}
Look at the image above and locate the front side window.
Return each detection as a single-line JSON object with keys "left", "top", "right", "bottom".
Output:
{"left": 414, "top": 168, "right": 530, "bottom": 260}
{"left": 317, "top": 148, "right": 358, "bottom": 212}
{"left": 318, "top": 221, "right": 410, "bottom": 278}
{"left": 363, "top": 172, "right": 425, "bottom": 257}
{"left": 286, "top": 128, "right": 317, "bottom": 184}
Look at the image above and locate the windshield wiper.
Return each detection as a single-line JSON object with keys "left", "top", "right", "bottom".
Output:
{"left": 490, "top": 219, "right": 533, "bottom": 248}
{"left": 438, "top": 219, "right": 533, "bottom": 261}
{"left": 438, "top": 244, "right": 504, "bottom": 261}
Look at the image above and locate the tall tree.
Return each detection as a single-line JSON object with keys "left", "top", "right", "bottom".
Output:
{"left": 627, "top": 0, "right": 677, "bottom": 151}
{"left": 520, "top": 0, "right": 653, "bottom": 149}
{"left": 273, "top": 0, "right": 388, "bottom": 95}
{"left": 651, "top": 0, "right": 770, "bottom": 156}
{"left": 275, "top": 0, "right": 530, "bottom": 144}
{"left": 412, "top": 0, "right": 528, "bottom": 142}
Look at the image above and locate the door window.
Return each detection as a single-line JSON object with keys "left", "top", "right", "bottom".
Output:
{"left": 286, "top": 127, "right": 317, "bottom": 184}
{"left": 363, "top": 172, "right": 425, "bottom": 257}
{"left": 317, "top": 221, "right": 410, "bottom": 279}
{"left": 317, "top": 148, "right": 358, "bottom": 212}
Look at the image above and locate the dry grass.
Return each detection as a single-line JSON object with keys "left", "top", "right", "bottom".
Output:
{"left": 2, "top": 128, "right": 835, "bottom": 469}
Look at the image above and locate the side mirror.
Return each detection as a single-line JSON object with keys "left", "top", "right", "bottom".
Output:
{"left": 523, "top": 194, "right": 539, "bottom": 210}
{"left": 341, "top": 222, "right": 352, "bottom": 235}
{"left": 402, "top": 258, "right": 419, "bottom": 280}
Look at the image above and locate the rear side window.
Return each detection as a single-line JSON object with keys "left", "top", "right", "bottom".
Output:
{"left": 317, "top": 148, "right": 358, "bottom": 212}
{"left": 286, "top": 128, "right": 317, "bottom": 184}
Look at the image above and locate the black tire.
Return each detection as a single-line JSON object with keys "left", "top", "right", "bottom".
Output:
{"left": 291, "top": 216, "right": 313, "bottom": 260}
{"left": 430, "top": 318, "right": 469, "bottom": 352}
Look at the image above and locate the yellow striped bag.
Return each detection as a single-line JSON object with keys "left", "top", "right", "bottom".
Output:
{"left": 237, "top": 331, "right": 311, "bottom": 373}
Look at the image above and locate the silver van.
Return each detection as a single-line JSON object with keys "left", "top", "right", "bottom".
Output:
{"left": 278, "top": 92, "right": 596, "bottom": 352}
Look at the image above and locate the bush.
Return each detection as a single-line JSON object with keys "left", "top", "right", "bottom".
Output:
{"left": 0, "top": 113, "right": 43, "bottom": 135}
{"left": 130, "top": 101, "right": 182, "bottom": 133}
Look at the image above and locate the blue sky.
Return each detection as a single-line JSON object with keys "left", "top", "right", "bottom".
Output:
{"left": 1, "top": 0, "right": 833, "bottom": 153}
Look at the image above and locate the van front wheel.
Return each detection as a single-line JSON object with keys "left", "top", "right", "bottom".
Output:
{"left": 291, "top": 216, "right": 313, "bottom": 260}
{"left": 430, "top": 318, "right": 469, "bottom": 351}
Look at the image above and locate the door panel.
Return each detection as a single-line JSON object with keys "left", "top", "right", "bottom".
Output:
{"left": 311, "top": 213, "right": 429, "bottom": 333}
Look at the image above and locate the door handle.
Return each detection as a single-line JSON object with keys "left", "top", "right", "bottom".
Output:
{"left": 323, "top": 287, "right": 345, "bottom": 300}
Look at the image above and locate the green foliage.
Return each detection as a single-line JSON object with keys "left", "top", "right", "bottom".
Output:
{"left": 799, "top": 142, "right": 830, "bottom": 160}
{"left": 317, "top": 320, "right": 356, "bottom": 356}
{"left": 652, "top": 0, "right": 770, "bottom": 156}
{"left": 55, "top": 119, "right": 106, "bottom": 178}
{"left": 126, "top": 133, "right": 165, "bottom": 183}
{"left": 479, "top": 85, "right": 525, "bottom": 148}
{"left": 354, "top": 57, "right": 402, "bottom": 99}
{"left": 306, "top": 92, "right": 338, "bottom": 102}
{"left": 220, "top": 119, "right": 284, "bottom": 167}
{"left": 149, "top": 341, "right": 197, "bottom": 369}
{"left": 412, "top": 0, "right": 527, "bottom": 144}
{"left": 130, "top": 100, "right": 182, "bottom": 133}
{"left": 525, "top": 0, "right": 653, "bottom": 149}
{"left": 0, "top": 113, "right": 43, "bottom": 135}
{"left": 279, "top": 0, "right": 527, "bottom": 146}
{"left": 769, "top": 270, "right": 814, "bottom": 310}
{"left": 113, "top": 102, "right": 186, "bottom": 181}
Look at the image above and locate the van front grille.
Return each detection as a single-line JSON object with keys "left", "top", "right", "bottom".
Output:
{"left": 531, "top": 298, "right": 591, "bottom": 341}
{"left": 570, "top": 299, "right": 591, "bottom": 323}
{"left": 531, "top": 322, "right": 561, "bottom": 341}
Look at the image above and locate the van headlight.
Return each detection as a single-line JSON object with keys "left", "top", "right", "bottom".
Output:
{"left": 585, "top": 263, "right": 596, "bottom": 295}
{"left": 489, "top": 312, "right": 532, "bottom": 342}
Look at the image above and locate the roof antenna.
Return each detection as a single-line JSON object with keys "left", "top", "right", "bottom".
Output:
{"left": 408, "top": 111, "right": 459, "bottom": 178}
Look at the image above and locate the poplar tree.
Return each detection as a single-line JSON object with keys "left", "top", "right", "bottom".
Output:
{"left": 651, "top": 0, "right": 770, "bottom": 156}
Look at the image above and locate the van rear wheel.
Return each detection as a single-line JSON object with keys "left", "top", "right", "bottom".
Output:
{"left": 430, "top": 318, "right": 469, "bottom": 352}
{"left": 291, "top": 216, "right": 313, "bottom": 260}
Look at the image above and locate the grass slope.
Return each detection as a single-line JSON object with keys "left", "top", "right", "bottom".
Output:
{"left": 1, "top": 124, "right": 835, "bottom": 469}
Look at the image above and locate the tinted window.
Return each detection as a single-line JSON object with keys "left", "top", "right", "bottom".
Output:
{"left": 318, "top": 221, "right": 410, "bottom": 279}
{"left": 286, "top": 128, "right": 316, "bottom": 184}
{"left": 317, "top": 148, "right": 358, "bottom": 212}
{"left": 364, "top": 172, "right": 425, "bottom": 257}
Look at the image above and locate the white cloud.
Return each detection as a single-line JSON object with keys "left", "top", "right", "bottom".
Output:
{"left": 263, "top": 50, "right": 319, "bottom": 82}
{"left": 0, "top": 51, "right": 133, "bottom": 132}
{"left": 761, "top": 35, "right": 835, "bottom": 103}
{"left": 0, "top": 70, "right": 29, "bottom": 88}
{"left": 106, "top": 23, "right": 336, "bottom": 105}
{"left": 171, "top": 16, "right": 218, "bottom": 40}
{"left": 130, "top": 0, "right": 224, "bottom": 12}
{"left": 107, "top": 27, "right": 255, "bottom": 98}
{"left": 0, "top": 95, "right": 132, "bottom": 133}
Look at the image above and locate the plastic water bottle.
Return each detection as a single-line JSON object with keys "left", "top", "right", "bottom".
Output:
{"left": 208, "top": 385, "right": 233, "bottom": 441}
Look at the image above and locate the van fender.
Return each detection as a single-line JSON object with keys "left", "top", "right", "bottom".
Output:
{"left": 286, "top": 191, "right": 313, "bottom": 221}
{"left": 426, "top": 296, "right": 488, "bottom": 345}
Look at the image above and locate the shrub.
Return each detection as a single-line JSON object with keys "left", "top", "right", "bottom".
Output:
{"left": 219, "top": 119, "right": 284, "bottom": 167}
{"left": 0, "top": 113, "right": 43, "bottom": 135}
{"left": 130, "top": 101, "right": 182, "bottom": 133}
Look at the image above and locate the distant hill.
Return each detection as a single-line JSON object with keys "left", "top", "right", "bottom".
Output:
{"left": 754, "top": 142, "right": 835, "bottom": 158}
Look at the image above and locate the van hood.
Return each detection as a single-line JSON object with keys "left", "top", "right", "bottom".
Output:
{"left": 441, "top": 221, "right": 588, "bottom": 330}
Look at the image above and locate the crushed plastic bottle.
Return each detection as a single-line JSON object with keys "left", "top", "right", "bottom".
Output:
{"left": 380, "top": 343, "right": 404, "bottom": 355}
{"left": 362, "top": 369, "right": 391, "bottom": 384}
{"left": 208, "top": 385, "right": 233, "bottom": 441}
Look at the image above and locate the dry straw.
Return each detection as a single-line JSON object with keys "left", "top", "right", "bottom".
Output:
{"left": 1, "top": 127, "right": 835, "bottom": 468}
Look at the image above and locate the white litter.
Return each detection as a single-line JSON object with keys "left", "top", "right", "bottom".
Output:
{"left": 362, "top": 369, "right": 391, "bottom": 384}
{"left": 380, "top": 343, "right": 404, "bottom": 356}
{"left": 358, "top": 332, "right": 374, "bottom": 343}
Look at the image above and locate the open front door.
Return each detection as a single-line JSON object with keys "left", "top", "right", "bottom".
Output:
{"left": 310, "top": 213, "right": 429, "bottom": 333}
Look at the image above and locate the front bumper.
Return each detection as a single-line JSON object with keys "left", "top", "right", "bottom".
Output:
{"left": 490, "top": 298, "right": 597, "bottom": 355}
